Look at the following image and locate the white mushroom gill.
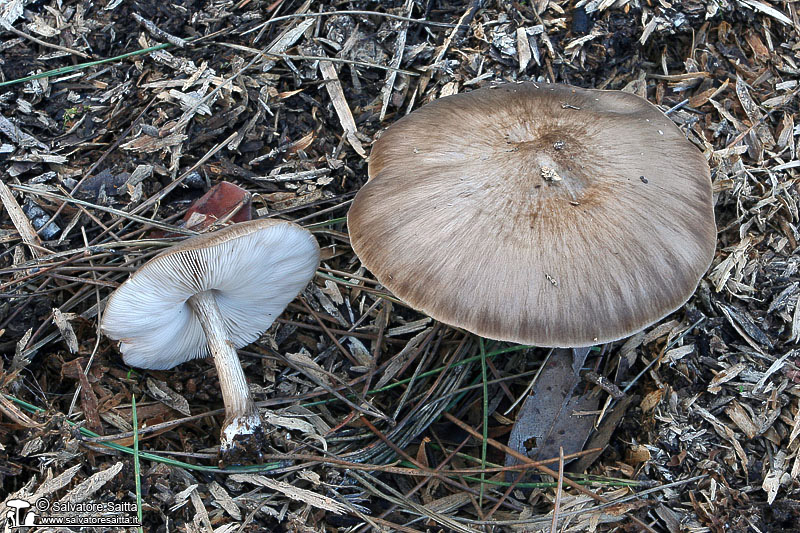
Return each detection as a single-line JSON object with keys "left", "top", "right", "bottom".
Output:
{"left": 101, "top": 222, "right": 320, "bottom": 370}
{"left": 101, "top": 219, "right": 320, "bottom": 464}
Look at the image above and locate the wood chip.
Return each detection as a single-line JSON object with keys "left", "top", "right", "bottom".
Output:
{"left": 753, "top": 351, "right": 794, "bottom": 393}
{"left": 735, "top": 76, "right": 775, "bottom": 146}
{"left": 32, "top": 464, "right": 83, "bottom": 498}
{"left": 386, "top": 318, "right": 431, "bottom": 337}
{"left": 708, "top": 363, "right": 746, "bottom": 394}
{"left": 121, "top": 132, "right": 188, "bottom": 153}
{"left": 375, "top": 328, "right": 431, "bottom": 389}
{"left": 146, "top": 378, "right": 191, "bottom": 416}
{"left": 740, "top": 0, "right": 794, "bottom": 26}
{"left": 0, "top": 113, "right": 46, "bottom": 149}
{"left": 229, "top": 474, "right": 346, "bottom": 514}
{"left": 664, "top": 344, "right": 694, "bottom": 365}
{"left": 170, "top": 484, "right": 198, "bottom": 512}
{"left": 346, "top": 336, "right": 373, "bottom": 366}
{"left": 793, "top": 294, "right": 800, "bottom": 343}
{"left": 60, "top": 462, "right": 123, "bottom": 504}
{"left": 284, "top": 350, "right": 330, "bottom": 386}
{"left": 379, "top": 0, "right": 412, "bottom": 120}
{"left": 74, "top": 360, "right": 103, "bottom": 435}
{"left": 725, "top": 401, "right": 759, "bottom": 439}
{"left": 319, "top": 60, "right": 366, "bottom": 158}
{"left": 718, "top": 302, "right": 773, "bottom": 352}
{"left": 0, "top": 180, "right": 44, "bottom": 258}
{"left": 208, "top": 481, "right": 241, "bottom": 521}
{"left": 516, "top": 27, "right": 532, "bottom": 72}
{"left": 52, "top": 307, "right": 78, "bottom": 353}
{"left": 262, "top": 410, "right": 327, "bottom": 450}
{"left": 262, "top": 18, "right": 315, "bottom": 73}
{"left": 190, "top": 487, "right": 213, "bottom": 533}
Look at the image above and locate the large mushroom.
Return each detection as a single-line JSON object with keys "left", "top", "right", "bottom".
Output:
{"left": 348, "top": 82, "right": 716, "bottom": 347}
{"left": 101, "top": 219, "right": 320, "bottom": 463}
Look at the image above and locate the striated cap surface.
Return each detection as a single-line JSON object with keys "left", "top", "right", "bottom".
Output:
{"left": 348, "top": 82, "right": 716, "bottom": 347}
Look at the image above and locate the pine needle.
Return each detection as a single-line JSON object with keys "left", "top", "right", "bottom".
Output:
{"left": 479, "top": 338, "right": 489, "bottom": 507}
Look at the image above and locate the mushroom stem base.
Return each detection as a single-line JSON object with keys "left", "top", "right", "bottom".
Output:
{"left": 188, "top": 290, "right": 266, "bottom": 465}
{"left": 220, "top": 405, "right": 267, "bottom": 466}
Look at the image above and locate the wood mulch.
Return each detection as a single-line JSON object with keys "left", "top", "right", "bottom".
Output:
{"left": 1, "top": 0, "right": 799, "bottom": 531}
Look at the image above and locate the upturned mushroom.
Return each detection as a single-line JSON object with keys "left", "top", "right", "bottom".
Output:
{"left": 348, "top": 82, "right": 716, "bottom": 347}
{"left": 101, "top": 219, "right": 320, "bottom": 463}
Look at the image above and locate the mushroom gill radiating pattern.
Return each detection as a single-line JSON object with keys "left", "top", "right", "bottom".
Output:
{"left": 101, "top": 220, "right": 320, "bottom": 368}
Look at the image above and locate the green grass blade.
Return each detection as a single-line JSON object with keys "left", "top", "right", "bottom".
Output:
{"left": 132, "top": 395, "right": 144, "bottom": 533}
{"left": 4, "top": 394, "right": 280, "bottom": 473}
{"left": 302, "top": 343, "right": 529, "bottom": 409}
{"left": 479, "top": 338, "right": 488, "bottom": 507}
{"left": 0, "top": 43, "right": 175, "bottom": 88}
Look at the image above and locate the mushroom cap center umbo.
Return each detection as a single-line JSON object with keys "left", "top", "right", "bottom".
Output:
{"left": 495, "top": 127, "right": 601, "bottom": 205}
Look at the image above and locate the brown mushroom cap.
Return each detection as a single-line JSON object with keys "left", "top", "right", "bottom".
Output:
{"left": 348, "top": 82, "right": 716, "bottom": 347}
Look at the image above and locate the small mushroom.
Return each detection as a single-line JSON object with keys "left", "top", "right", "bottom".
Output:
{"left": 101, "top": 219, "right": 320, "bottom": 463}
{"left": 348, "top": 82, "right": 716, "bottom": 347}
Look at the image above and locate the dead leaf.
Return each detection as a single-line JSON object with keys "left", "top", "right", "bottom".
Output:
{"left": 626, "top": 444, "right": 651, "bottom": 464}
{"left": 505, "top": 348, "right": 597, "bottom": 475}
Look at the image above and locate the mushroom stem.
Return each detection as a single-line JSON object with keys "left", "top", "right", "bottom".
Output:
{"left": 188, "top": 290, "right": 265, "bottom": 462}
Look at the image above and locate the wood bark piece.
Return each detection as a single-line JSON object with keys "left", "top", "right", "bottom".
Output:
{"left": 0, "top": 179, "right": 45, "bottom": 258}
{"left": 319, "top": 59, "right": 366, "bottom": 158}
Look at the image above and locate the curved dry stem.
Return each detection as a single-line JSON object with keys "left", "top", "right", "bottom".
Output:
{"left": 189, "top": 290, "right": 265, "bottom": 464}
